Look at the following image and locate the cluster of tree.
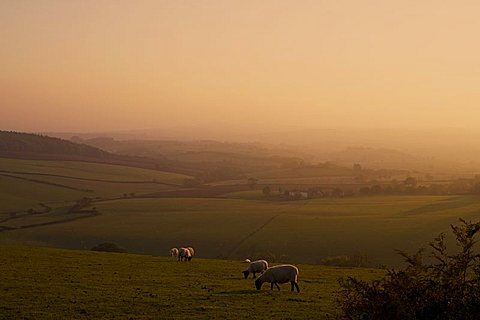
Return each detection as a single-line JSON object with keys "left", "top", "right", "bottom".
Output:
{"left": 0, "top": 131, "right": 109, "bottom": 158}
{"left": 261, "top": 185, "right": 345, "bottom": 200}
{"left": 69, "top": 197, "right": 94, "bottom": 213}
{"left": 0, "top": 131, "right": 186, "bottom": 175}
{"left": 339, "top": 219, "right": 480, "bottom": 320}
{"left": 122, "top": 193, "right": 136, "bottom": 198}
{"left": 359, "top": 177, "right": 480, "bottom": 196}
{"left": 260, "top": 176, "right": 480, "bottom": 201}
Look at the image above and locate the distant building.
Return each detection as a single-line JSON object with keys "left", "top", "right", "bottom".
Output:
{"left": 288, "top": 191, "right": 309, "bottom": 199}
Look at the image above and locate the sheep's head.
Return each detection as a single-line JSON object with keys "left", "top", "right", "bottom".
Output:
{"left": 242, "top": 270, "right": 249, "bottom": 279}
{"left": 255, "top": 278, "right": 263, "bottom": 290}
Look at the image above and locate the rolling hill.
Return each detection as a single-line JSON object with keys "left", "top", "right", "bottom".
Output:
{"left": 0, "top": 245, "right": 384, "bottom": 319}
{"left": 2, "top": 194, "right": 479, "bottom": 266}
{"left": 0, "top": 157, "right": 191, "bottom": 214}
{"left": 0, "top": 131, "right": 189, "bottom": 175}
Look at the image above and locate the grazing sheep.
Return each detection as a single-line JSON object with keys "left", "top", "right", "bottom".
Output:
{"left": 242, "top": 260, "right": 268, "bottom": 279}
{"left": 254, "top": 264, "right": 300, "bottom": 292}
{"left": 170, "top": 248, "right": 179, "bottom": 258}
{"left": 178, "top": 247, "right": 192, "bottom": 262}
{"left": 187, "top": 247, "right": 195, "bottom": 260}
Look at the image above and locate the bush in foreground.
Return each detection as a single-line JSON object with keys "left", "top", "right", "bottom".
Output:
{"left": 338, "top": 219, "right": 480, "bottom": 320}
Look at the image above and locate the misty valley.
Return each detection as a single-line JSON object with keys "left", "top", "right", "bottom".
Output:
{"left": 1, "top": 131, "right": 480, "bottom": 319}
{"left": 3, "top": 1, "right": 480, "bottom": 317}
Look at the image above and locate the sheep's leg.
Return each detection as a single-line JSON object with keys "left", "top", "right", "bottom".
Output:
{"left": 274, "top": 282, "right": 281, "bottom": 291}
{"left": 294, "top": 282, "right": 300, "bottom": 293}
{"left": 291, "top": 282, "right": 295, "bottom": 291}
{"left": 252, "top": 272, "right": 256, "bottom": 278}
{"left": 270, "top": 283, "right": 274, "bottom": 290}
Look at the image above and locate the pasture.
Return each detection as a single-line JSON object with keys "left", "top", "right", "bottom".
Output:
{"left": 0, "top": 157, "right": 189, "bottom": 213}
{"left": 0, "top": 245, "right": 384, "bottom": 319}
{"left": 2, "top": 195, "right": 480, "bottom": 266}
{"left": 0, "top": 158, "right": 190, "bottom": 183}
{"left": 1, "top": 157, "right": 480, "bottom": 267}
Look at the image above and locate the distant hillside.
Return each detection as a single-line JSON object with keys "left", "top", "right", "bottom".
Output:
{"left": 64, "top": 135, "right": 409, "bottom": 182}
{"left": 326, "top": 147, "right": 421, "bottom": 169}
{"left": 0, "top": 131, "right": 112, "bottom": 158}
{"left": 0, "top": 131, "right": 188, "bottom": 175}
{"left": 67, "top": 136, "right": 313, "bottom": 182}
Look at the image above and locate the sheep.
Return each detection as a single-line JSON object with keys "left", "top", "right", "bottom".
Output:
{"left": 178, "top": 247, "right": 192, "bottom": 262}
{"left": 170, "top": 248, "right": 179, "bottom": 258}
{"left": 187, "top": 247, "right": 195, "bottom": 260}
{"left": 242, "top": 260, "right": 268, "bottom": 279}
{"left": 243, "top": 259, "right": 251, "bottom": 263}
{"left": 254, "top": 264, "right": 300, "bottom": 292}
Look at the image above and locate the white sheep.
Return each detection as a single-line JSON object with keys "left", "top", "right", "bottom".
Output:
{"left": 254, "top": 264, "right": 300, "bottom": 292}
{"left": 242, "top": 260, "right": 268, "bottom": 279}
{"left": 170, "top": 247, "right": 179, "bottom": 258}
{"left": 187, "top": 247, "right": 195, "bottom": 259}
{"left": 178, "top": 247, "right": 192, "bottom": 261}
{"left": 243, "top": 259, "right": 251, "bottom": 263}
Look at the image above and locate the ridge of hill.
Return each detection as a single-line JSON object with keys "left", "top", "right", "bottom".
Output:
{"left": 0, "top": 131, "right": 191, "bottom": 175}
{"left": 0, "top": 130, "right": 111, "bottom": 158}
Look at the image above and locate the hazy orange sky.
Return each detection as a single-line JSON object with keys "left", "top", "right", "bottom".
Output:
{"left": 1, "top": 0, "right": 479, "bottom": 133}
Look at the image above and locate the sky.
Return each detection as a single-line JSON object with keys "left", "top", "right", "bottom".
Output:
{"left": 1, "top": 0, "right": 479, "bottom": 133}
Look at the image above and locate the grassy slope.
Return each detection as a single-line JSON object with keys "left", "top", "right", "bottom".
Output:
{"left": 0, "top": 158, "right": 191, "bottom": 183}
{"left": 3, "top": 196, "right": 480, "bottom": 265}
{"left": 0, "top": 157, "right": 190, "bottom": 213}
{"left": 221, "top": 190, "right": 269, "bottom": 200}
{"left": 0, "top": 245, "right": 383, "bottom": 319}
{"left": 0, "top": 175, "right": 85, "bottom": 212}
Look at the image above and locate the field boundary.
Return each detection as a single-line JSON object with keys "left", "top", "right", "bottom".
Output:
{"left": 0, "top": 170, "right": 182, "bottom": 187}
{"left": 227, "top": 213, "right": 283, "bottom": 258}
{"left": 0, "top": 173, "right": 93, "bottom": 192}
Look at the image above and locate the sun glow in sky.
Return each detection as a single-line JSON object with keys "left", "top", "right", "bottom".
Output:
{"left": 1, "top": 0, "right": 479, "bottom": 132}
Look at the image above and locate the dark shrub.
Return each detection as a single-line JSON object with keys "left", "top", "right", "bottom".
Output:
{"left": 91, "top": 242, "right": 127, "bottom": 253}
{"left": 338, "top": 219, "right": 480, "bottom": 320}
{"left": 321, "top": 254, "right": 370, "bottom": 268}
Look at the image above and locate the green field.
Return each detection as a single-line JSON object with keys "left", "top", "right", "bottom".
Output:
{"left": 0, "top": 157, "right": 190, "bottom": 213}
{"left": 0, "top": 158, "right": 190, "bottom": 183}
{"left": 0, "top": 245, "right": 384, "bottom": 319}
{"left": 2, "top": 157, "right": 480, "bottom": 267}
{"left": 2, "top": 195, "right": 480, "bottom": 266}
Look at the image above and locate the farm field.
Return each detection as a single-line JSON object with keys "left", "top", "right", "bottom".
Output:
{"left": 2, "top": 195, "right": 479, "bottom": 266}
{"left": 0, "top": 157, "right": 190, "bottom": 213}
{"left": 0, "top": 245, "right": 384, "bottom": 319}
{"left": 0, "top": 158, "right": 191, "bottom": 183}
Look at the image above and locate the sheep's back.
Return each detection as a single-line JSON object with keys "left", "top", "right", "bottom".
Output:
{"left": 264, "top": 265, "right": 298, "bottom": 283}
{"left": 248, "top": 260, "right": 268, "bottom": 273}
{"left": 179, "top": 247, "right": 191, "bottom": 257}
